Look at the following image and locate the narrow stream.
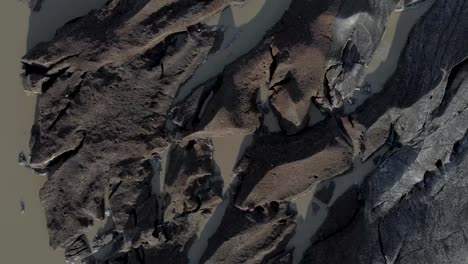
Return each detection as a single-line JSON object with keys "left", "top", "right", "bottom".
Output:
{"left": 182, "top": 1, "right": 293, "bottom": 260}
{"left": 174, "top": 0, "right": 292, "bottom": 103}
{"left": 285, "top": 11, "right": 441, "bottom": 260}
{"left": 0, "top": 0, "right": 105, "bottom": 263}
{"left": 344, "top": 0, "right": 434, "bottom": 113}
{"left": 187, "top": 193, "right": 231, "bottom": 264}
{"left": 187, "top": 133, "right": 253, "bottom": 264}
{"left": 287, "top": 190, "right": 328, "bottom": 264}
{"left": 288, "top": 6, "right": 435, "bottom": 261}
{"left": 287, "top": 145, "right": 390, "bottom": 264}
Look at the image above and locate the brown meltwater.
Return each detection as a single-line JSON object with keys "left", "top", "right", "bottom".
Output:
{"left": 185, "top": 2, "right": 294, "bottom": 261}
{"left": 286, "top": 185, "right": 328, "bottom": 264}
{"left": 187, "top": 132, "right": 254, "bottom": 264}
{"left": 174, "top": 0, "right": 292, "bottom": 103}
{"left": 287, "top": 145, "right": 390, "bottom": 264}
{"left": 344, "top": 0, "right": 435, "bottom": 114}
{"left": 212, "top": 133, "right": 254, "bottom": 193}
{"left": 0, "top": 0, "right": 106, "bottom": 263}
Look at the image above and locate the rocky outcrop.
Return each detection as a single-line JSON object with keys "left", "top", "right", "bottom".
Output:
{"left": 300, "top": 0, "right": 468, "bottom": 263}
{"left": 234, "top": 119, "right": 353, "bottom": 208}
{"left": 21, "top": 0, "right": 468, "bottom": 263}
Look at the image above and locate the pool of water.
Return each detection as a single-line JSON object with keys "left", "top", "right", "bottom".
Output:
{"left": 212, "top": 133, "right": 253, "bottom": 193}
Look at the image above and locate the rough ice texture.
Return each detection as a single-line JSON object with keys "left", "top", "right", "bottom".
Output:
{"left": 21, "top": 0, "right": 468, "bottom": 263}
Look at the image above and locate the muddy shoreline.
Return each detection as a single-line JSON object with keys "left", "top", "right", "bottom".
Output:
{"left": 14, "top": 0, "right": 468, "bottom": 263}
{"left": 1, "top": 0, "right": 106, "bottom": 263}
